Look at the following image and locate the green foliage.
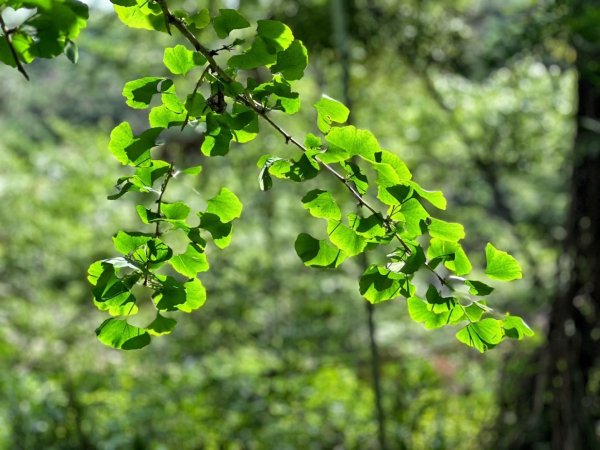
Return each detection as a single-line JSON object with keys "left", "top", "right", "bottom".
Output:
{"left": 122, "top": 76, "right": 173, "bottom": 109}
{"left": 92, "top": 3, "right": 531, "bottom": 350}
{"left": 485, "top": 242, "right": 523, "bottom": 281}
{"left": 456, "top": 319, "right": 504, "bottom": 353}
{"left": 314, "top": 94, "right": 350, "bottom": 133}
{"left": 213, "top": 8, "right": 250, "bottom": 38}
{"left": 96, "top": 318, "right": 151, "bottom": 350}
{"left": 163, "top": 44, "right": 206, "bottom": 76}
{"left": 302, "top": 189, "right": 342, "bottom": 220}
{"left": 1, "top": 2, "right": 579, "bottom": 447}
{"left": 0, "top": 1, "right": 531, "bottom": 352}
{"left": 0, "top": 0, "right": 88, "bottom": 78}
{"left": 271, "top": 39, "right": 308, "bottom": 81}
{"left": 111, "top": 0, "right": 165, "bottom": 33}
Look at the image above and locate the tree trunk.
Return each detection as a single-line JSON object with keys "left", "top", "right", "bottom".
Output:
{"left": 496, "top": 9, "right": 600, "bottom": 448}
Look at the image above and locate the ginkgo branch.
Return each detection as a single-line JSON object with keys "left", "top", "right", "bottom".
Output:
{"left": 154, "top": 162, "right": 175, "bottom": 238}
{"left": 0, "top": 14, "right": 29, "bottom": 80}
{"left": 158, "top": 1, "right": 404, "bottom": 235}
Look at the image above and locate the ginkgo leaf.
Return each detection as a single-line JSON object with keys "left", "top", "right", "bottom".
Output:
{"left": 485, "top": 243, "right": 522, "bottom": 281}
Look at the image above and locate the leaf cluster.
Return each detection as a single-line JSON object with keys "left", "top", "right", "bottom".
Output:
{"left": 0, "top": 0, "right": 88, "bottom": 78}
{"left": 0, "top": 0, "right": 533, "bottom": 352}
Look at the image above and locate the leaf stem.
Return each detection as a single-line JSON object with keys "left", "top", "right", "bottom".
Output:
{"left": 155, "top": 0, "right": 172, "bottom": 35}
{"left": 181, "top": 64, "right": 211, "bottom": 130}
{"left": 0, "top": 14, "right": 29, "bottom": 80}
{"left": 155, "top": 162, "right": 175, "bottom": 238}
{"left": 143, "top": 162, "right": 174, "bottom": 285}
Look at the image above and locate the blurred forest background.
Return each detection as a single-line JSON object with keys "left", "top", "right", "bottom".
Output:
{"left": 1, "top": 0, "right": 599, "bottom": 448}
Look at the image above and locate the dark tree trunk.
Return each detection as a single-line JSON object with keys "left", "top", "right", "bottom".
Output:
{"left": 496, "top": 10, "right": 600, "bottom": 448}
{"left": 543, "top": 73, "right": 600, "bottom": 449}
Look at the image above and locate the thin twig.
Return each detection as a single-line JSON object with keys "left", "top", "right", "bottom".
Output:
{"left": 155, "top": 0, "right": 172, "bottom": 35}
{"left": 143, "top": 162, "right": 174, "bottom": 286}
{"left": 181, "top": 65, "right": 211, "bottom": 130}
{"left": 254, "top": 107, "right": 382, "bottom": 216}
{"left": 158, "top": 1, "right": 411, "bottom": 249}
{"left": 0, "top": 14, "right": 29, "bottom": 80}
{"left": 161, "top": 4, "right": 386, "bottom": 216}
{"left": 155, "top": 162, "right": 175, "bottom": 237}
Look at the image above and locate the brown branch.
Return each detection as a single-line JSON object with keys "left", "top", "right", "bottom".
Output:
{"left": 254, "top": 107, "right": 382, "bottom": 217}
{"left": 0, "top": 15, "right": 29, "bottom": 80}
{"left": 181, "top": 64, "right": 211, "bottom": 130}
{"left": 155, "top": 0, "right": 172, "bottom": 35}
{"left": 160, "top": 2, "right": 387, "bottom": 220}
{"left": 143, "top": 162, "right": 174, "bottom": 286}
{"left": 154, "top": 162, "right": 175, "bottom": 238}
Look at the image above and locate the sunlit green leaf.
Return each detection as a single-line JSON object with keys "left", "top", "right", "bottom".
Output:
{"left": 113, "top": 231, "right": 152, "bottom": 254}
{"left": 379, "top": 151, "right": 412, "bottom": 180}
{"left": 347, "top": 214, "right": 387, "bottom": 241}
{"left": 163, "top": 44, "right": 205, "bottom": 76}
{"left": 182, "top": 165, "right": 203, "bottom": 175}
{"left": 428, "top": 218, "right": 465, "bottom": 242}
{"left": 162, "top": 202, "right": 191, "bottom": 221}
{"left": 169, "top": 244, "right": 209, "bottom": 278}
{"left": 198, "top": 213, "right": 233, "bottom": 249}
{"left": 229, "top": 20, "right": 294, "bottom": 69}
{"left": 185, "top": 92, "right": 207, "bottom": 117}
{"left": 256, "top": 19, "right": 294, "bottom": 51}
{"left": 465, "top": 280, "right": 494, "bottom": 296}
{"left": 249, "top": 76, "right": 300, "bottom": 114}
{"left": 96, "top": 318, "right": 150, "bottom": 350}
{"left": 409, "top": 181, "right": 447, "bottom": 210}
{"left": 427, "top": 238, "right": 472, "bottom": 276}
{"left": 456, "top": 318, "right": 504, "bottom": 353}
{"left": 295, "top": 233, "right": 346, "bottom": 268}
{"left": 503, "top": 315, "right": 534, "bottom": 339}
{"left": 135, "top": 205, "right": 160, "bottom": 224}
{"left": 213, "top": 9, "right": 250, "bottom": 38}
{"left": 154, "top": 276, "right": 187, "bottom": 311}
{"left": 257, "top": 156, "right": 285, "bottom": 191}
{"left": 206, "top": 187, "right": 242, "bottom": 223}
{"left": 302, "top": 190, "right": 341, "bottom": 221}
{"left": 146, "top": 313, "right": 177, "bottom": 336}
{"left": 398, "top": 198, "right": 429, "bottom": 236}
{"left": 407, "top": 296, "right": 463, "bottom": 329}
{"left": 89, "top": 262, "right": 135, "bottom": 304}
{"left": 485, "top": 243, "right": 522, "bottom": 281}
{"left": 144, "top": 239, "right": 173, "bottom": 266}
{"left": 122, "top": 77, "right": 173, "bottom": 109}
{"left": 327, "top": 220, "right": 367, "bottom": 256}
{"left": 464, "top": 302, "right": 486, "bottom": 321}
{"left": 228, "top": 37, "right": 276, "bottom": 69}
{"left": 326, "top": 125, "right": 380, "bottom": 161}
{"left": 180, "top": 278, "right": 207, "bottom": 313}
{"left": 395, "top": 246, "right": 426, "bottom": 274}
{"left": 359, "top": 265, "right": 403, "bottom": 303}
{"left": 270, "top": 39, "right": 308, "bottom": 80}
{"left": 189, "top": 9, "right": 211, "bottom": 30}
{"left": 113, "top": 0, "right": 165, "bottom": 32}
{"left": 445, "top": 246, "right": 472, "bottom": 276}
{"left": 267, "top": 155, "right": 318, "bottom": 182}
{"left": 314, "top": 95, "right": 350, "bottom": 133}
{"left": 108, "top": 122, "right": 161, "bottom": 166}
{"left": 149, "top": 105, "right": 186, "bottom": 128}
{"left": 340, "top": 161, "right": 369, "bottom": 195}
